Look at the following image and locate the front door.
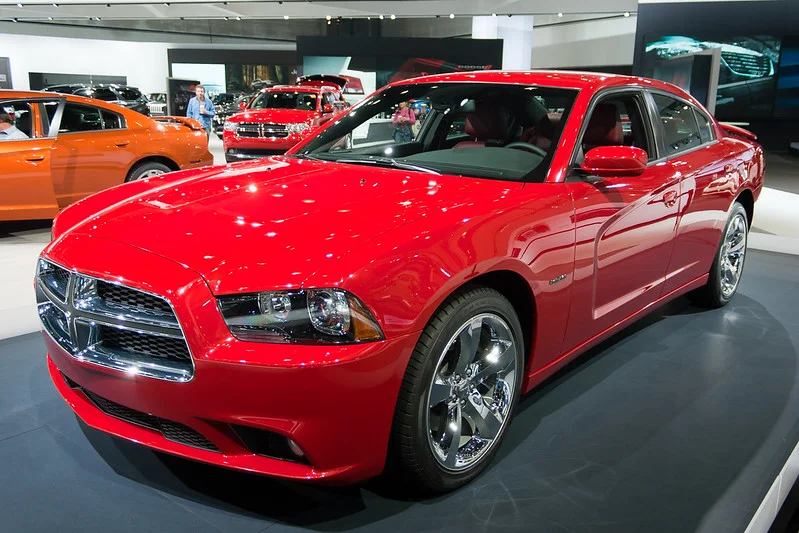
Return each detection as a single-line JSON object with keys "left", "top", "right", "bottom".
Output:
{"left": 0, "top": 99, "right": 58, "bottom": 221}
{"left": 560, "top": 91, "right": 681, "bottom": 356}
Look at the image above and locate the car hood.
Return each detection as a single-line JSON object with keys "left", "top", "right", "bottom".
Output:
{"left": 69, "top": 157, "right": 521, "bottom": 295}
{"left": 229, "top": 108, "right": 316, "bottom": 124}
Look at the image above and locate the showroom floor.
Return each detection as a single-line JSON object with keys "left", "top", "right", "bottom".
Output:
{"left": 1, "top": 249, "right": 798, "bottom": 533}
{"left": 1, "top": 147, "right": 798, "bottom": 532}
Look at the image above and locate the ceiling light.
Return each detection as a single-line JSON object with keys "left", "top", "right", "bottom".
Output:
{"left": 235, "top": 16, "right": 241, "bottom": 20}
{"left": 283, "top": 15, "right": 289, "bottom": 20}
{"left": 624, "top": 11, "right": 631, "bottom": 17}
{"left": 327, "top": 20, "right": 331, "bottom": 25}
{"left": 11, "top": 17, "right": 18, "bottom": 22}
{"left": 491, "top": 13, "right": 497, "bottom": 17}
{"left": 379, "top": 14, "right": 384, "bottom": 20}
{"left": 47, "top": 16, "right": 52, "bottom": 19}
{"left": 557, "top": 12, "right": 563, "bottom": 17}
{"left": 325, "top": 15, "right": 331, "bottom": 20}
{"left": 449, "top": 13, "right": 455, "bottom": 19}
{"left": 163, "top": 2, "right": 169, "bottom": 5}
{"left": 16, "top": 2, "right": 23, "bottom": 7}
{"left": 52, "top": 3, "right": 57, "bottom": 6}
{"left": 390, "top": 14, "right": 396, "bottom": 20}
{"left": 223, "top": 16, "right": 229, "bottom": 20}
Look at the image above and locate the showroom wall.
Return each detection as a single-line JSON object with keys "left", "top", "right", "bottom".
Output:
{"left": 0, "top": 32, "right": 171, "bottom": 93}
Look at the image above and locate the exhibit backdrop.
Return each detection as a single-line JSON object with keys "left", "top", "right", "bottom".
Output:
{"left": 0, "top": 57, "right": 11, "bottom": 89}
{"left": 634, "top": 0, "right": 799, "bottom": 148}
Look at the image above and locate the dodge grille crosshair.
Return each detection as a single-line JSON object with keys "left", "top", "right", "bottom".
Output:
{"left": 36, "top": 259, "right": 194, "bottom": 382}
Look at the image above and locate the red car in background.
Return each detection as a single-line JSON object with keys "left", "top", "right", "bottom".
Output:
{"left": 39, "top": 71, "right": 762, "bottom": 494}
{"left": 222, "top": 77, "right": 350, "bottom": 162}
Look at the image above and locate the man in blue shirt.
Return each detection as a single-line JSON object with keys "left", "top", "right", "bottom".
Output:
{"left": 186, "top": 85, "right": 215, "bottom": 141}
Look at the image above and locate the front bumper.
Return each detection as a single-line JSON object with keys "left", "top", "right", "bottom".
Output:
{"left": 222, "top": 130, "right": 305, "bottom": 162}
{"left": 40, "top": 233, "right": 418, "bottom": 484}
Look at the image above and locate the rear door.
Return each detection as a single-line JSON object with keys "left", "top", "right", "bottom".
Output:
{"left": 649, "top": 92, "right": 739, "bottom": 294}
{"left": 48, "top": 100, "right": 138, "bottom": 207}
{"left": 0, "top": 98, "right": 59, "bottom": 221}
{"left": 559, "top": 89, "right": 682, "bottom": 358}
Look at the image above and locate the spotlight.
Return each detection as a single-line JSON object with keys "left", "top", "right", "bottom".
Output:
{"left": 11, "top": 17, "right": 18, "bottom": 22}
{"left": 624, "top": 11, "right": 631, "bottom": 17}
{"left": 223, "top": 16, "right": 229, "bottom": 20}
{"left": 449, "top": 13, "right": 454, "bottom": 19}
{"left": 283, "top": 15, "right": 289, "bottom": 20}
{"left": 47, "top": 16, "right": 52, "bottom": 20}
{"left": 379, "top": 14, "right": 384, "bottom": 20}
{"left": 557, "top": 12, "right": 563, "bottom": 17}
{"left": 491, "top": 13, "right": 497, "bottom": 17}
{"left": 325, "top": 15, "right": 331, "bottom": 20}
{"left": 390, "top": 14, "right": 396, "bottom": 20}
{"left": 235, "top": 16, "right": 241, "bottom": 20}
{"left": 163, "top": 2, "right": 169, "bottom": 5}
{"left": 327, "top": 20, "right": 331, "bottom": 25}
{"left": 16, "top": 3, "right": 22, "bottom": 7}
{"left": 52, "top": 3, "right": 57, "bottom": 6}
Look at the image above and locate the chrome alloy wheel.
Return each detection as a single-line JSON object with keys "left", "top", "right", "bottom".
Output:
{"left": 426, "top": 313, "right": 518, "bottom": 472}
{"left": 140, "top": 169, "right": 166, "bottom": 178}
{"left": 719, "top": 211, "right": 747, "bottom": 299}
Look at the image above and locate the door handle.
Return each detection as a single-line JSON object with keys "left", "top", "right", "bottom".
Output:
{"left": 662, "top": 190, "right": 677, "bottom": 208}
{"left": 25, "top": 155, "right": 45, "bottom": 162}
{"left": 115, "top": 141, "right": 130, "bottom": 147}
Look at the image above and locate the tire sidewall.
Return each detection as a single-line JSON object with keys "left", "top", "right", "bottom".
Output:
{"left": 709, "top": 202, "right": 749, "bottom": 306}
{"left": 127, "top": 162, "right": 170, "bottom": 182}
{"left": 410, "top": 289, "right": 524, "bottom": 491}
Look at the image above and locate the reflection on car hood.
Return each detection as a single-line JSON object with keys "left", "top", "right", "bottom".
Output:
{"left": 227, "top": 108, "right": 316, "bottom": 124}
{"left": 69, "top": 157, "right": 519, "bottom": 294}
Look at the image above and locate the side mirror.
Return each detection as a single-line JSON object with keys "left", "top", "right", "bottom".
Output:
{"left": 238, "top": 101, "right": 247, "bottom": 110}
{"left": 322, "top": 104, "right": 334, "bottom": 114}
{"left": 581, "top": 146, "right": 648, "bottom": 178}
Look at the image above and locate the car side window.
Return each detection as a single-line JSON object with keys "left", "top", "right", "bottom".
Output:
{"left": 60, "top": 103, "right": 104, "bottom": 133}
{"left": 576, "top": 92, "right": 653, "bottom": 164}
{"left": 73, "top": 88, "right": 91, "bottom": 97}
{"left": 652, "top": 94, "right": 702, "bottom": 156}
{"left": 0, "top": 101, "right": 35, "bottom": 139}
{"left": 693, "top": 108, "right": 715, "bottom": 144}
{"left": 101, "top": 109, "right": 125, "bottom": 130}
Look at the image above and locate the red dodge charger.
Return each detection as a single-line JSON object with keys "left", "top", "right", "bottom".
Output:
{"left": 37, "top": 71, "right": 763, "bottom": 493}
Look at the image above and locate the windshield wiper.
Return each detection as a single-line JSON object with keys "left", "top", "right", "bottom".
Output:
{"left": 334, "top": 156, "right": 440, "bottom": 175}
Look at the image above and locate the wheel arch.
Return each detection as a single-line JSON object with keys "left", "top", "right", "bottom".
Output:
{"left": 735, "top": 188, "right": 755, "bottom": 228}
{"left": 126, "top": 156, "right": 180, "bottom": 181}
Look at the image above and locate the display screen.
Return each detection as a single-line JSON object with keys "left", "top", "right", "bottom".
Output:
{"left": 775, "top": 37, "right": 799, "bottom": 118}
{"left": 642, "top": 35, "right": 781, "bottom": 119}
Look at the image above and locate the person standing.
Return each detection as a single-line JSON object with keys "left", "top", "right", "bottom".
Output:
{"left": 186, "top": 84, "right": 215, "bottom": 141}
{"left": 392, "top": 101, "right": 416, "bottom": 143}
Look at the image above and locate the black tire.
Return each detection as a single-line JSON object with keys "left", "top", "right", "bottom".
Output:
{"left": 126, "top": 161, "right": 171, "bottom": 182}
{"left": 387, "top": 286, "right": 524, "bottom": 494}
{"left": 688, "top": 202, "right": 749, "bottom": 308}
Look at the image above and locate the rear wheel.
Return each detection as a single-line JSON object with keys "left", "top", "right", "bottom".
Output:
{"left": 127, "top": 161, "right": 171, "bottom": 182}
{"left": 388, "top": 286, "right": 524, "bottom": 493}
{"left": 688, "top": 202, "right": 749, "bottom": 307}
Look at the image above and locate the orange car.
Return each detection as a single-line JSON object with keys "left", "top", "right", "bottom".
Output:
{"left": 0, "top": 90, "right": 213, "bottom": 221}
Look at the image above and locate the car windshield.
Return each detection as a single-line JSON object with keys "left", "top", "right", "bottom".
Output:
{"left": 213, "top": 93, "right": 236, "bottom": 105}
{"left": 118, "top": 88, "right": 142, "bottom": 100}
{"left": 92, "top": 88, "right": 118, "bottom": 101}
{"left": 149, "top": 93, "right": 166, "bottom": 103}
{"left": 295, "top": 82, "right": 578, "bottom": 182}
{"left": 250, "top": 91, "right": 318, "bottom": 111}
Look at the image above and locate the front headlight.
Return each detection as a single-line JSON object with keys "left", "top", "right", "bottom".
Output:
{"left": 223, "top": 120, "right": 238, "bottom": 132}
{"left": 286, "top": 122, "right": 310, "bottom": 135}
{"left": 217, "top": 288, "right": 383, "bottom": 344}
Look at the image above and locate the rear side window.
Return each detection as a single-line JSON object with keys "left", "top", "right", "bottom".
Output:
{"left": 117, "top": 88, "right": 142, "bottom": 101}
{"left": 92, "top": 88, "right": 117, "bottom": 102}
{"left": 60, "top": 103, "right": 104, "bottom": 132}
{"left": 101, "top": 109, "right": 125, "bottom": 130}
{"left": 0, "top": 101, "right": 35, "bottom": 139}
{"left": 653, "top": 94, "right": 702, "bottom": 156}
{"left": 693, "top": 109, "right": 715, "bottom": 144}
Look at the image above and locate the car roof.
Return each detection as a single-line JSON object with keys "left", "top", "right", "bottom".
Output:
{"left": 390, "top": 70, "right": 687, "bottom": 95}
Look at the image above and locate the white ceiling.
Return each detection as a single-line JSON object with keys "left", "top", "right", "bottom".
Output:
{"left": 0, "top": 0, "right": 638, "bottom": 22}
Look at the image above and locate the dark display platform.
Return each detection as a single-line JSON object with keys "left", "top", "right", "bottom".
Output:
{"left": 1, "top": 249, "right": 798, "bottom": 533}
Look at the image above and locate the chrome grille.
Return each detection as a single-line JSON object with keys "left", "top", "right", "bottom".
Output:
{"left": 237, "top": 122, "right": 288, "bottom": 138}
{"left": 36, "top": 259, "right": 194, "bottom": 382}
{"left": 722, "top": 51, "right": 772, "bottom": 78}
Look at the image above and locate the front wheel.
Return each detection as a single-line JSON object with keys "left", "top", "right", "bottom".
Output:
{"left": 688, "top": 201, "right": 749, "bottom": 307}
{"left": 388, "top": 286, "right": 524, "bottom": 493}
